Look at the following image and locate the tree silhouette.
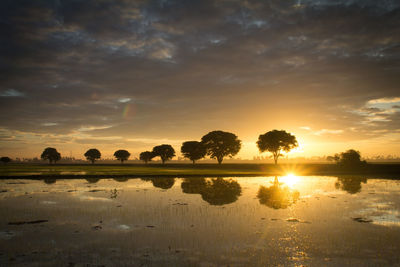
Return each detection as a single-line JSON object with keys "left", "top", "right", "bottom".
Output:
{"left": 40, "top": 147, "right": 61, "bottom": 164}
{"left": 329, "top": 149, "right": 366, "bottom": 168}
{"left": 114, "top": 149, "right": 131, "bottom": 163}
{"left": 201, "top": 130, "right": 241, "bottom": 164}
{"left": 139, "top": 151, "right": 154, "bottom": 164}
{"left": 257, "top": 177, "right": 300, "bottom": 209}
{"left": 257, "top": 130, "right": 298, "bottom": 164}
{"left": 181, "top": 141, "right": 206, "bottom": 164}
{"left": 84, "top": 148, "right": 101, "bottom": 164}
{"left": 0, "top": 156, "right": 11, "bottom": 164}
{"left": 152, "top": 144, "right": 175, "bottom": 164}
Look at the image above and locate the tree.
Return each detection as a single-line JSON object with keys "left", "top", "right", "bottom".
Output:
{"left": 201, "top": 130, "right": 241, "bottom": 164}
{"left": 40, "top": 147, "right": 61, "bottom": 164}
{"left": 114, "top": 149, "right": 131, "bottom": 163}
{"left": 84, "top": 148, "right": 101, "bottom": 164}
{"left": 181, "top": 141, "right": 206, "bottom": 164}
{"left": 329, "top": 149, "right": 366, "bottom": 167}
{"left": 139, "top": 151, "right": 155, "bottom": 164}
{"left": 152, "top": 144, "right": 175, "bottom": 164}
{"left": 0, "top": 157, "right": 11, "bottom": 165}
{"left": 257, "top": 130, "right": 298, "bottom": 164}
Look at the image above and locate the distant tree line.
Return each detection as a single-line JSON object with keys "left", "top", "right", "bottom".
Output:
{"left": 1, "top": 129, "right": 369, "bottom": 166}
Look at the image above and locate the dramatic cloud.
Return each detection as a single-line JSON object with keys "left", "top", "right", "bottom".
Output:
{"left": 0, "top": 0, "right": 399, "bottom": 158}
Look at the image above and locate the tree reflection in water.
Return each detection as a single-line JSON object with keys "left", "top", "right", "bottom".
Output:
{"left": 86, "top": 178, "right": 100, "bottom": 184}
{"left": 335, "top": 176, "right": 367, "bottom": 194}
{"left": 43, "top": 178, "right": 56, "bottom": 184}
{"left": 141, "top": 177, "right": 175, "bottom": 189}
{"left": 113, "top": 178, "right": 130, "bottom": 183}
{"left": 257, "top": 177, "right": 300, "bottom": 209}
{"left": 181, "top": 178, "right": 242, "bottom": 205}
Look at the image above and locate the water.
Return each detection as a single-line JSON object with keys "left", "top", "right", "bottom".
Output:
{"left": 1, "top": 176, "right": 400, "bottom": 266}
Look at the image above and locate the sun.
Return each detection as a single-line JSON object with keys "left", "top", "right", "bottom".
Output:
{"left": 281, "top": 173, "right": 300, "bottom": 188}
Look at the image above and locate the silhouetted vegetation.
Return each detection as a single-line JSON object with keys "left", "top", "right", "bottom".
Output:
{"left": 201, "top": 130, "right": 241, "bottom": 164}
{"left": 181, "top": 177, "right": 242, "bottom": 205}
{"left": 328, "top": 149, "right": 367, "bottom": 169}
{"left": 257, "top": 130, "right": 298, "bottom": 164}
{"left": 40, "top": 147, "right": 61, "bottom": 164}
{"left": 335, "top": 176, "right": 367, "bottom": 194}
{"left": 257, "top": 177, "right": 300, "bottom": 209}
{"left": 141, "top": 177, "right": 175, "bottom": 189}
{"left": 152, "top": 144, "right": 175, "bottom": 164}
{"left": 114, "top": 149, "right": 131, "bottom": 163}
{"left": 84, "top": 148, "right": 101, "bottom": 164}
{"left": 139, "top": 151, "right": 155, "bottom": 164}
{"left": 181, "top": 141, "right": 206, "bottom": 164}
{"left": 0, "top": 156, "right": 11, "bottom": 164}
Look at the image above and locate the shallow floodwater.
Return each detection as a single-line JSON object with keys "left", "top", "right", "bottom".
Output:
{"left": 1, "top": 176, "right": 400, "bottom": 266}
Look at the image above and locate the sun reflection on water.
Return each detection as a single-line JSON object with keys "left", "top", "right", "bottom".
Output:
{"left": 280, "top": 173, "right": 300, "bottom": 188}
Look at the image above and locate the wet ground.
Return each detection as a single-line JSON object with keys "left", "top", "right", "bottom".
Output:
{"left": 1, "top": 176, "right": 400, "bottom": 266}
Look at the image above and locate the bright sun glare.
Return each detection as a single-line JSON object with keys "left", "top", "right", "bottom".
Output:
{"left": 281, "top": 173, "right": 300, "bottom": 188}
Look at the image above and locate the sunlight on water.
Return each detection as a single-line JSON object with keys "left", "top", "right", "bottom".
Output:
{"left": 280, "top": 173, "right": 300, "bottom": 188}
{"left": 1, "top": 176, "right": 400, "bottom": 266}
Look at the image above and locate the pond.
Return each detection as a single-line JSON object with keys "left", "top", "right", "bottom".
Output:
{"left": 1, "top": 176, "right": 400, "bottom": 266}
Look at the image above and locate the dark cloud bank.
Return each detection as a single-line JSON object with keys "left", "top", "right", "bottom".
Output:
{"left": 0, "top": 0, "right": 399, "bottom": 157}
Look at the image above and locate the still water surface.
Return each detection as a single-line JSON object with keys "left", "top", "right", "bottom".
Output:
{"left": 1, "top": 176, "right": 400, "bottom": 266}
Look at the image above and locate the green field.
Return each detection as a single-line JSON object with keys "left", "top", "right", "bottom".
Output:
{"left": 1, "top": 163, "right": 400, "bottom": 178}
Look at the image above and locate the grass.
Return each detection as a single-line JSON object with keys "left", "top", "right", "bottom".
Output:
{"left": 0, "top": 163, "right": 400, "bottom": 178}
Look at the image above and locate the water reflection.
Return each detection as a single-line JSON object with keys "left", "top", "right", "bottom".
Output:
{"left": 335, "top": 176, "right": 367, "bottom": 194}
{"left": 43, "top": 178, "right": 56, "bottom": 184}
{"left": 181, "top": 178, "right": 242, "bottom": 205}
{"left": 141, "top": 178, "right": 176, "bottom": 189}
{"left": 257, "top": 176, "right": 300, "bottom": 209}
{"left": 113, "top": 178, "right": 129, "bottom": 183}
{"left": 86, "top": 178, "right": 100, "bottom": 184}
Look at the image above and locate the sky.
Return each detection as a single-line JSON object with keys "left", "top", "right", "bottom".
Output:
{"left": 0, "top": 0, "right": 400, "bottom": 160}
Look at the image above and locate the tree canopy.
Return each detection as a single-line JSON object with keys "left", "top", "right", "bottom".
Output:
{"left": 201, "top": 130, "right": 241, "bottom": 164}
{"left": 114, "top": 149, "right": 130, "bottom": 163}
{"left": 152, "top": 144, "right": 175, "bottom": 164}
{"left": 40, "top": 147, "right": 61, "bottom": 164}
{"left": 181, "top": 141, "right": 206, "bottom": 164}
{"left": 0, "top": 156, "right": 11, "bottom": 164}
{"left": 257, "top": 130, "right": 298, "bottom": 164}
{"left": 139, "top": 151, "right": 155, "bottom": 164}
{"left": 84, "top": 148, "right": 101, "bottom": 164}
{"left": 328, "top": 149, "right": 366, "bottom": 168}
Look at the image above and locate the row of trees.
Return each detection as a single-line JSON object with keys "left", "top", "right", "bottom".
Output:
{"left": 39, "top": 130, "right": 298, "bottom": 164}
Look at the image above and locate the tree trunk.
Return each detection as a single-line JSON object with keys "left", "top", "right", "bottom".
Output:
{"left": 91, "top": 160, "right": 95, "bottom": 164}
{"left": 192, "top": 160, "right": 195, "bottom": 165}
{"left": 217, "top": 157, "right": 223, "bottom": 164}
